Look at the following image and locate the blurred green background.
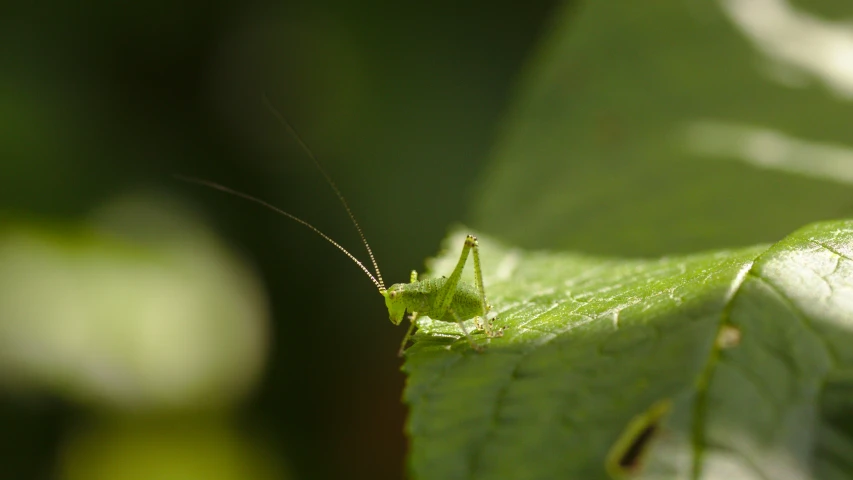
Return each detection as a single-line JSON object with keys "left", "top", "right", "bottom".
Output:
{"left": 0, "top": 1, "right": 554, "bottom": 479}
{"left": 4, "top": 0, "right": 853, "bottom": 478}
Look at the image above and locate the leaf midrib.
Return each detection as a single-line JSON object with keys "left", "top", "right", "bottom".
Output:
{"left": 689, "top": 259, "right": 755, "bottom": 480}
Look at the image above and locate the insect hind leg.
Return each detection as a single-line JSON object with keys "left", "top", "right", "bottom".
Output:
{"left": 433, "top": 235, "right": 477, "bottom": 317}
{"left": 470, "top": 235, "right": 503, "bottom": 338}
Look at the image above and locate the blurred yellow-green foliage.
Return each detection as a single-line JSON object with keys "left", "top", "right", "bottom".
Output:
{"left": 4, "top": 0, "right": 853, "bottom": 479}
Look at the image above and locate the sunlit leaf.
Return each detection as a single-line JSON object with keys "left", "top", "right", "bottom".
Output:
{"left": 470, "top": 0, "right": 853, "bottom": 255}
{"left": 403, "top": 220, "right": 853, "bottom": 479}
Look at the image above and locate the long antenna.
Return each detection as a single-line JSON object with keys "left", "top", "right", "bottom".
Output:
{"left": 174, "top": 175, "right": 385, "bottom": 291}
{"left": 261, "top": 94, "right": 386, "bottom": 291}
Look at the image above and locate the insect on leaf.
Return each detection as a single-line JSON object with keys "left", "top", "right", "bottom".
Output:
{"left": 403, "top": 219, "right": 853, "bottom": 480}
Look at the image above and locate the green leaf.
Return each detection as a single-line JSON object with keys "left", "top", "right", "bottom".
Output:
{"left": 402, "top": 219, "right": 853, "bottom": 480}
{"left": 469, "top": 0, "right": 853, "bottom": 256}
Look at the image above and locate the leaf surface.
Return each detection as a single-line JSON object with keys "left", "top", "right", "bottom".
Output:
{"left": 403, "top": 220, "right": 853, "bottom": 480}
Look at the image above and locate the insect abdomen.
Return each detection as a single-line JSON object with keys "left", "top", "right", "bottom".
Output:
{"left": 413, "top": 277, "right": 484, "bottom": 322}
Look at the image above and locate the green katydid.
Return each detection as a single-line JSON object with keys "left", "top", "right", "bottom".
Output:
{"left": 179, "top": 98, "right": 503, "bottom": 355}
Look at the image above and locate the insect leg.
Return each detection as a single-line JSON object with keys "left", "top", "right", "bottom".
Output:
{"left": 432, "top": 235, "right": 488, "bottom": 351}
{"left": 470, "top": 238, "right": 501, "bottom": 337}
{"left": 398, "top": 312, "right": 419, "bottom": 357}
{"left": 396, "top": 270, "right": 421, "bottom": 357}
{"left": 434, "top": 235, "right": 476, "bottom": 317}
{"left": 471, "top": 237, "right": 488, "bottom": 334}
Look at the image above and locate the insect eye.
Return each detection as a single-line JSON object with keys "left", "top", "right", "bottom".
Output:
{"left": 389, "top": 291, "right": 397, "bottom": 299}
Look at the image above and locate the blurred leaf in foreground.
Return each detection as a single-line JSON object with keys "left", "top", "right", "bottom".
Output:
{"left": 0, "top": 194, "right": 269, "bottom": 411}
{"left": 404, "top": 220, "right": 853, "bottom": 480}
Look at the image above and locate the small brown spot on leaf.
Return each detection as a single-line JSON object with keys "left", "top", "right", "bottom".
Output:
{"left": 716, "top": 324, "right": 742, "bottom": 349}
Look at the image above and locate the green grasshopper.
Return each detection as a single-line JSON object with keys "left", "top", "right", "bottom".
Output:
{"left": 180, "top": 99, "right": 502, "bottom": 355}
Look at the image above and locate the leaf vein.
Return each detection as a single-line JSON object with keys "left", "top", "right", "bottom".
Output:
{"left": 747, "top": 272, "right": 838, "bottom": 366}
{"left": 810, "top": 240, "right": 853, "bottom": 264}
{"left": 467, "top": 299, "right": 575, "bottom": 479}
{"left": 690, "top": 260, "right": 754, "bottom": 480}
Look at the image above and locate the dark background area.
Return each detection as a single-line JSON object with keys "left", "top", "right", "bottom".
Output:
{"left": 1, "top": 1, "right": 559, "bottom": 479}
